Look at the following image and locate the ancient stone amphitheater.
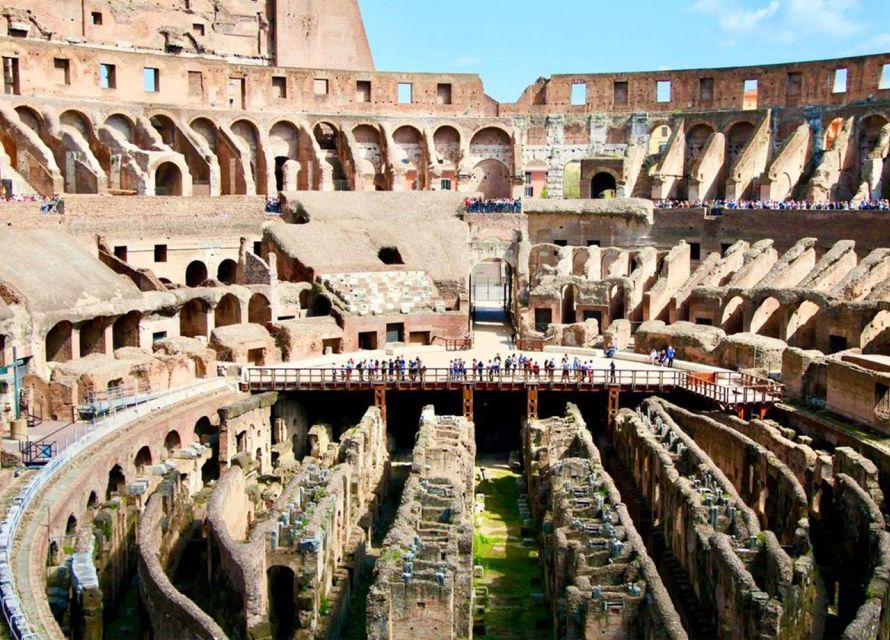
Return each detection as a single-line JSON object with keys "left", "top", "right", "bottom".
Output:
{"left": 0, "top": 1, "right": 889, "bottom": 639}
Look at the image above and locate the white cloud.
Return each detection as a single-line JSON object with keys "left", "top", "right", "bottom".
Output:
{"left": 844, "top": 31, "right": 890, "bottom": 55}
{"left": 692, "top": 0, "right": 780, "bottom": 32}
{"left": 785, "top": 0, "right": 860, "bottom": 37}
{"left": 455, "top": 56, "right": 479, "bottom": 67}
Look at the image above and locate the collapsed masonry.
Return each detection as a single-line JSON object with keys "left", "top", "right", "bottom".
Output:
{"left": 206, "top": 405, "right": 389, "bottom": 638}
{"left": 522, "top": 404, "right": 687, "bottom": 640}
{"left": 366, "top": 406, "right": 476, "bottom": 640}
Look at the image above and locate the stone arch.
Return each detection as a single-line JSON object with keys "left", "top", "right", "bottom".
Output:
{"left": 59, "top": 110, "right": 94, "bottom": 137}
{"left": 190, "top": 117, "right": 218, "bottom": 148}
{"left": 313, "top": 121, "right": 339, "bottom": 150}
{"left": 65, "top": 514, "right": 78, "bottom": 536}
{"left": 721, "top": 296, "right": 745, "bottom": 334}
{"left": 15, "top": 105, "right": 43, "bottom": 132}
{"left": 392, "top": 125, "right": 425, "bottom": 190}
{"left": 590, "top": 171, "right": 617, "bottom": 199}
{"left": 154, "top": 161, "right": 183, "bottom": 196}
{"left": 217, "top": 259, "right": 237, "bottom": 285}
{"left": 309, "top": 294, "right": 332, "bottom": 317}
{"left": 750, "top": 297, "right": 782, "bottom": 338}
{"left": 433, "top": 125, "right": 461, "bottom": 173}
{"left": 561, "top": 284, "right": 577, "bottom": 325}
{"left": 164, "top": 430, "right": 182, "bottom": 457}
{"left": 786, "top": 300, "right": 821, "bottom": 348}
{"left": 185, "top": 260, "right": 208, "bottom": 287}
{"left": 824, "top": 117, "right": 845, "bottom": 151}
{"left": 648, "top": 123, "right": 672, "bottom": 156}
{"left": 726, "top": 121, "right": 755, "bottom": 165}
{"left": 215, "top": 293, "right": 242, "bottom": 327}
{"left": 859, "top": 114, "right": 889, "bottom": 161}
{"left": 469, "top": 126, "right": 512, "bottom": 172}
{"left": 352, "top": 124, "right": 385, "bottom": 190}
{"left": 79, "top": 317, "right": 107, "bottom": 356}
{"left": 134, "top": 445, "right": 153, "bottom": 472}
{"left": 685, "top": 123, "right": 715, "bottom": 164}
{"left": 104, "top": 113, "right": 135, "bottom": 142}
{"left": 106, "top": 464, "right": 126, "bottom": 500}
{"left": 148, "top": 112, "right": 177, "bottom": 146}
{"left": 112, "top": 311, "right": 141, "bottom": 350}
{"left": 862, "top": 310, "right": 890, "bottom": 354}
{"left": 87, "top": 491, "right": 99, "bottom": 510}
{"left": 470, "top": 159, "right": 511, "bottom": 199}
{"left": 249, "top": 293, "right": 272, "bottom": 324}
{"left": 46, "top": 321, "right": 73, "bottom": 363}
{"left": 269, "top": 120, "right": 302, "bottom": 192}
{"left": 563, "top": 159, "right": 582, "bottom": 199}
{"left": 180, "top": 298, "right": 210, "bottom": 338}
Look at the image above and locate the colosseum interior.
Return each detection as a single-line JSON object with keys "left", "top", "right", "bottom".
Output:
{"left": 0, "top": 0, "right": 889, "bottom": 639}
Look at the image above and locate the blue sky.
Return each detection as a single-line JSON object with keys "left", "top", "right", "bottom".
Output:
{"left": 361, "top": 0, "right": 890, "bottom": 102}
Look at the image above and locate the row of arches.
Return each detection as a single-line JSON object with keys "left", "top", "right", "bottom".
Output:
{"left": 44, "top": 293, "right": 272, "bottom": 363}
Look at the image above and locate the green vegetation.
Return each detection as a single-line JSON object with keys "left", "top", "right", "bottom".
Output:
{"left": 473, "top": 467, "right": 550, "bottom": 640}
{"left": 319, "top": 596, "right": 330, "bottom": 617}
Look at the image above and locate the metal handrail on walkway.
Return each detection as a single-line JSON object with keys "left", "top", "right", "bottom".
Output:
{"left": 0, "top": 377, "right": 232, "bottom": 640}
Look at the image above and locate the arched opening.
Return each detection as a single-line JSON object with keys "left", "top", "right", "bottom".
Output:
{"left": 195, "top": 416, "right": 220, "bottom": 482}
{"left": 65, "top": 514, "right": 78, "bottom": 536}
{"left": 60, "top": 110, "right": 93, "bottom": 137}
{"left": 46, "top": 321, "right": 73, "bottom": 362}
{"left": 721, "top": 296, "right": 745, "bottom": 334}
{"left": 750, "top": 297, "right": 782, "bottom": 338}
{"left": 561, "top": 285, "right": 577, "bottom": 325}
{"left": 267, "top": 565, "right": 298, "bottom": 638}
{"left": 313, "top": 122, "right": 338, "bottom": 151}
{"left": 185, "top": 261, "right": 208, "bottom": 287}
{"left": 87, "top": 491, "right": 99, "bottom": 510}
{"left": 154, "top": 162, "right": 183, "bottom": 196}
{"left": 79, "top": 318, "right": 107, "bottom": 356}
{"left": 392, "top": 125, "right": 425, "bottom": 190}
{"left": 112, "top": 311, "right": 141, "bottom": 350}
{"left": 590, "top": 172, "right": 617, "bottom": 199}
{"left": 106, "top": 464, "right": 126, "bottom": 500}
{"left": 255, "top": 447, "right": 263, "bottom": 473}
{"left": 648, "top": 124, "right": 672, "bottom": 156}
{"left": 164, "top": 430, "right": 182, "bottom": 457}
{"left": 274, "top": 156, "right": 288, "bottom": 192}
{"left": 352, "top": 124, "right": 385, "bottom": 191}
{"left": 858, "top": 115, "right": 888, "bottom": 161}
{"left": 726, "top": 121, "right": 755, "bottom": 165}
{"left": 134, "top": 445, "right": 153, "bottom": 472}
{"left": 231, "top": 119, "right": 263, "bottom": 194}
{"left": 824, "top": 117, "right": 845, "bottom": 151}
{"left": 248, "top": 294, "right": 272, "bottom": 324}
{"left": 433, "top": 126, "right": 461, "bottom": 190}
{"left": 786, "top": 300, "right": 821, "bottom": 348}
{"left": 470, "top": 159, "right": 511, "bottom": 199}
{"left": 308, "top": 294, "right": 332, "bottom": 318}
{"left": 215, "top": 293, "right": 242, "bottom": 327}
{"left": 180, "top": 299, "right": 210, "bottom": 338}
{"left": 105, "top": 114, "right": 134, "bottom": 142}
{"left": 378, "top": 247, "right": 404, "bottom": 265}
{"left": 15, "top": 105, "right": 42, "bottom": 133}
{"left": 269, "top": 121, "right": 302, "bottom": 191}
{"left": 217, "top": 259, "right": 237, "bottom": 285}
{"left": 685, "top": 124, "right": 715, "bottom": 164}
{"left": 563, "top": 160, "right": 581, "bottom": 199}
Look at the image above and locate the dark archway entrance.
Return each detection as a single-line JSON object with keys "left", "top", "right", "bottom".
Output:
{"left": 155, "top": 162, "right": 183, "bottom": 196}
{"left": 590, "top": 172, "right": 617, "bottom": 199}
{"left": 267, "top": 565, "right": 297, "bottom": 639}
{"left": 185, "top": 261, "right": 208, "bottom": 287}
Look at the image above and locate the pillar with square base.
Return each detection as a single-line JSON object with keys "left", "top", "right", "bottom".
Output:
{"left": 462, "top": 385, "right": 473, "bottom": 422}
{"left": 607, "top": 387, "right": 620, "bottom": 430}
{"left": 527, "top": 387, "right": 539, "bottom": 420}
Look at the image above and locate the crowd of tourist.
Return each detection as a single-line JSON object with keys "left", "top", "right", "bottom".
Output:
{"left": 0, "top": 193, "right": 63, "bottom": 214}
{"left": 463, "top": 197, "right": 522, "bottom": 213}
{"left": 648, "top": 345, "right": 676, "bottom": 368}
{"left": 655, "top": 198, "right": 890, "bottom": 211}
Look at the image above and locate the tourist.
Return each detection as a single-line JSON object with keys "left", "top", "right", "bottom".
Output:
{"left": 609, "top": 361, "right": 617, "bottom": 384}
{"left": 667, "top": 345, "right": 676, "bottom": 368}
{"left": 649, "top": 348, "right": 658, "bottom": 365}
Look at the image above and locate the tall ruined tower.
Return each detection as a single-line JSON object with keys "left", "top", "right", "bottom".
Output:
{"left": 274, "top": 0, "right": 374, "bottom": 71}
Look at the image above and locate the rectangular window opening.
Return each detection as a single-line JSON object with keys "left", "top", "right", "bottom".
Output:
{"left": 786, "top": 72, "right": 802, "bottom": 96}
{"left": 656, "top": 80, "right": 672, "bottom": 103}
{"left": 313, "top": 78, "right": 329, "bottom": 95}
{"left": 2, "top": 57, "right": 19, "bottom": 95}
{"left": 154, "top": 244, "right": 167, "bottom": 263}
{"left": 587, "top": 240, "right": 601, "bottom": 247}
{"left": 143, "top": 67, "right": 159, "bottom": 93}
{"left": 188, "top": 70, "right": 203, "bottom": 97}
{"left": 881, "top": 64, "right": 890, "bottom": 90}
{"left": 90, "top": 11, "right": 103, "bottom": 25}
{"left": 356, "top": 80, "right": 371, "bottom": 103}
{"left": 398, "top": 82, "right": 413, "bottom": 104}
{"left": 743, "top": 79, "right": 758, "bottom": 110}
{"left": 192, "top": 23, "right": 204, "bottom": 36}
{"left": 833, "top": 68, "right": 848, "bottom": 94}
{"left": 570, "top": 82, "right": 587, "bottom": 106}
{"left": 113, "top": 245, "right": 127, "bottom": 261}
{"left": 614, "top": 81, "right": 628, "bottom": 105}
{"left": 440, "top": 178, "right": 452, "bottom": 191}
{"left": 253, "top": 241, "right": 262, "bottom": 255}
{"left": 53, "top": 58, "right": 70, "bottom": 85}
{"left": 689, "top": 242, "right": 701, "bottom": 261}
{"left": 99, "top": 63, "right": 116, "bottom": 89}
{"left": 272, "top": 75, "right": 287, "bottom": 99}
{"left": 152, "top": 331, "right": 167, "bottom": 343}
{"left": 437, "top": 83, "right": 452, "bottom": 105}
{"left": 699, "top": 77, "right": 714, "bottom": 102}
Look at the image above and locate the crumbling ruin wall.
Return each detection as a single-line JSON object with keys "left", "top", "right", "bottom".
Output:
{"left": 614, "top": 401, "right": 823, "bottom": 639}
{"left": 218, "top": 391, "right": 277, "bottom": 472}
{"left": 366, "top": 407, "right": 475, "bottom": 640}
{"left": 522, "top": 404, "right": 687, "bottom": 640}
{"left": 652, "top": 398, "right": 808, "bottom": 544}
{"left": 138, "top": 474, "right": 226, "bottom": 640}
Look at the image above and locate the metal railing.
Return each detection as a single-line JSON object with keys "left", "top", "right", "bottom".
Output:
{"left": 0, "top": 377, "right": 231, "bottom": 640}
